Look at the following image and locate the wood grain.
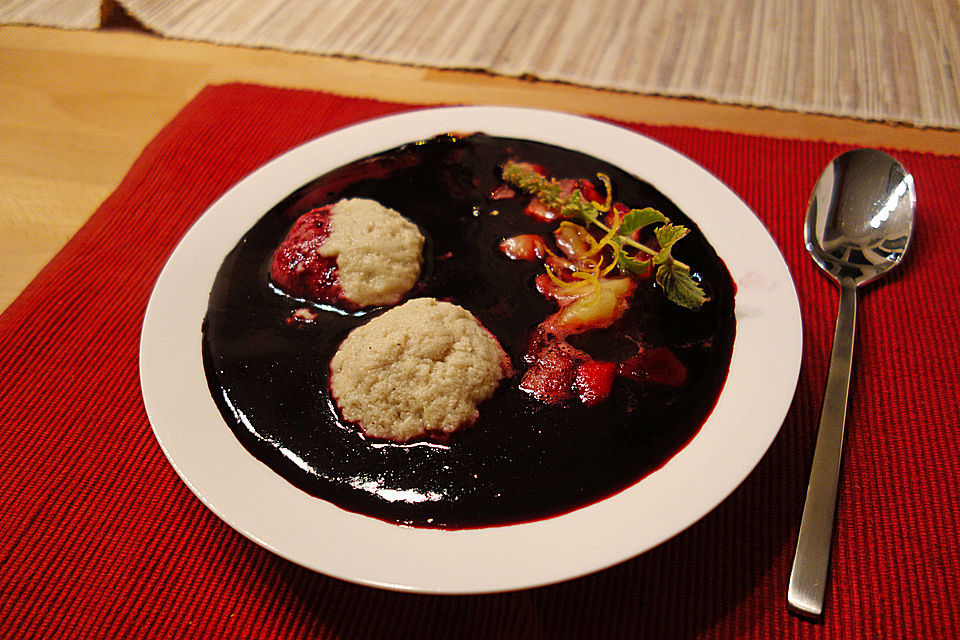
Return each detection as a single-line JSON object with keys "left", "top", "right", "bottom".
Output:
{"left": 2, "top": 24, "right": 958, "bottom": 313}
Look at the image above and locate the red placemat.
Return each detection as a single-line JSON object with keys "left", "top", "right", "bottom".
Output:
{"left": 1, "top": 84, "right": 958, "bottom": 639}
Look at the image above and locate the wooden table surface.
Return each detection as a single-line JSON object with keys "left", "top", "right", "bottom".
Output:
{"left": 3, "top": 24, "right": 959, "bottom": 314}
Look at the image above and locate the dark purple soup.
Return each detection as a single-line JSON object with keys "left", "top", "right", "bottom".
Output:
{"left": 202, "top": 133, "right": 736, "bottom": 529}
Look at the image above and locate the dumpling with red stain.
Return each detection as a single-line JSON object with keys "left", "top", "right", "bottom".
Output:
{"left": 270, "top": 198, "right": 425, "bottom": 310}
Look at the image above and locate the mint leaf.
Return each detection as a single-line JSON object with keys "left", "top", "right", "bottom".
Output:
{"left": 653, "top": 224, "right": 689, "bottom": 255}
{"left": 656, "top": 261, "right": 709, "bottom": 308}
{"left": 616, "top": 250, "right": 652, "bottom": 276}
{"left": 619, "top": 207, "right": 668, "bottom": 236}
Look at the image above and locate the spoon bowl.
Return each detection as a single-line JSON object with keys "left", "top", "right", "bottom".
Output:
{"left": 788, "top": 149, "right": 915, "bottom": 618}
{"left": 804, "top": 148, "right": 915, "bottom": 287}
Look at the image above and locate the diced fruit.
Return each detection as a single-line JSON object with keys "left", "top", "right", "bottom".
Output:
{"left": 520, "top": 340, "right": 617, "bottom": 407}
{"left": 557, "top": 180, "right": 584, "bottom": 205}
{"left": 536, "top": 275, "right": 636, "bottom": 336}
{"left": 522, "top": 327, "right": 554, "bottom": 364}
{"left": 574, "top": 360, "right": 616, "bottom": 406}
{"left": 547, "top": 288, "right": 621, "bottom": 335}
{"left": 535, "top": 273, "right": 592, "bottom": 305}
{"left": 512, "top": 161, "right": 549, "bottom": 177}
{"left": 499, "top": 234, "right": 549, "bottom": 261}
{"left": 523, "top": 178, "right": 583, "bottom": 222}
{"left": 617, "top": 347, "right": 687, "bottom": 386}
{"left": 554, "top": 222, "right": 595, "bottom": 261}
{"left": 576, "top": 179, "right": 604, "bottom": 205}
{"left": 535, "top": 273, "right": 633, "bottom": 308}
{"left": 519, "top": 341, "right": 587, "bottom": 404}
{"left": 543, "top": 254, "right": 578, "bottom": 278}
{"left": 525, "top": 198, "right": 560, "bottom": 222}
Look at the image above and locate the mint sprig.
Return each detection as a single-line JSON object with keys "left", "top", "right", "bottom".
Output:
{"left": 502, "top": 161, "right": 709, "bottom": 309}
{"left": 502, "top": 162, "right": 563, "bottom": 208}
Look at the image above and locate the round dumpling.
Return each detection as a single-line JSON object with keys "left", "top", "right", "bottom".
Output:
{"left": 329, "top": 298, "right": 512, "bottom": 442}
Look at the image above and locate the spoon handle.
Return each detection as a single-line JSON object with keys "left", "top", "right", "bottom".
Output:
{"left": 788, "top": 279, "right": 858, "bottom": 618}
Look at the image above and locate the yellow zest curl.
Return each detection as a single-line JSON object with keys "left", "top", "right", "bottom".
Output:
{"left": 600, "top": 256, "right": 617, "bottom": 277}
{"left": 595, "top": 173, "right": 613, "bottom": 212}
{"left": 545, "top": 256, "right": 610, "bottom": 305}
{"left": 569, "top": 257, "right": 614, "bottom": 305}
{"left": 584, "top": 206, "right": 622, "bottom": 259}
{"left": 544, "top": 263, "right": 580, "bottom": 289}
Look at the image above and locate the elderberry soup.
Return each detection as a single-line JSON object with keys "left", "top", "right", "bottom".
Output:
{"left": 202, "top": 133, "right": 736, "bottom": 529}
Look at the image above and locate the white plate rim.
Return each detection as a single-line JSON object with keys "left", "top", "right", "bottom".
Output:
{"left": 139, "top": 105, "right": 802, "bottom": 594}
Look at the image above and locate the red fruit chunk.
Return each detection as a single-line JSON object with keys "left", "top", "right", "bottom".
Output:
{"left": 535, "top": 274, "right": 636, "bottom": 338}
{"left": 523, "top": 178, "right": 583, "bottom": 222}
{"left": 499, "top": 234, "right": 549, "bottom": 261}
{"left": 574, "top": 360, "right": 616, "bottom": 406}
{"left": 519, "top": 341, "right": 587, "bottom": 404}
{"left": 522, "top": 326, "right": 554, "bottom": 364}
{"left": 576, "top": 179, "right": 604, "bottom": 205}
{"left": 489, "top": 184, "right": 516, "bottom": 200}
{"left": 270, "top": 206, "right": 345, "bottom": 304}
{"left": 525, "top": 198, "right": 559, "bottom": 222}
{"left": 512, "top": 161, "right": 550, "bottom": 176}
{"left": 553, "top": 222, "right": 594, "bottom": 261}
{"left": 617, "top": 347, "right": 687, "bottom": 387}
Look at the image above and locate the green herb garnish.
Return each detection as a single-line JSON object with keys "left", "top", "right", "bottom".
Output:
{"left": 502, "top": 161, "right": 708, "bottom": 309}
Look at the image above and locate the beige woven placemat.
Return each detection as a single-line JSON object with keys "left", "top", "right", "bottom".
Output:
{"left": 4, "top": 0, "right": 959, "bottom": 129}
{"left": 0, "top": 0, "right": 101, "bottom": 29}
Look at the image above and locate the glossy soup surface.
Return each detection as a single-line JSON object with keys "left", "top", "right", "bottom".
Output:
{"left": 202, "top": 134, "right": 736, "bottom": 528}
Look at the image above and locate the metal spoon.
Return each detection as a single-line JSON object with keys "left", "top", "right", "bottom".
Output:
{"left": 787, "top": 149, "right": 916, "bottom": 618}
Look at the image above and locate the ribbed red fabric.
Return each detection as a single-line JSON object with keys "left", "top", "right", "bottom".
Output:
{"left": 1, "top": 84, "right": 957, "bottom": 639}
